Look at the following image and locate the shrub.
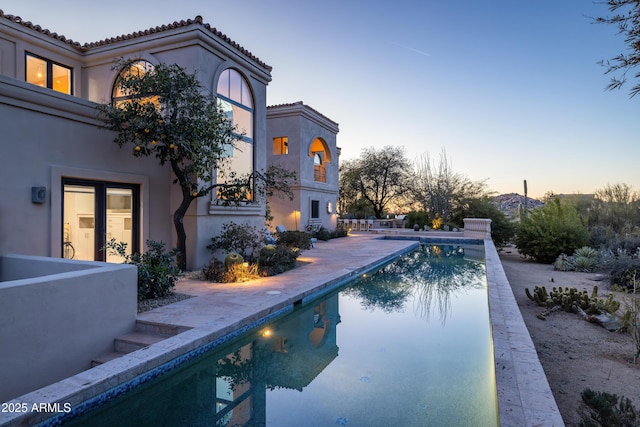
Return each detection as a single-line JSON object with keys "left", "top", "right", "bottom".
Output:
{"left": 405, "top": 211, "right": 430, "bottom": 230}
{"left": 574, "top": 255, "right": 599, "bottom": 273}
{"left": 579, "top": 388, "right": 637, "bottom": 426}
{"left": 208, "top": 222, "right": 264, "bottom": 262}
{"left": 276, "top": 230, "right": 312, "bottom": 250}
{"left": 602, "top": 250, "right": 640, "bottom": 292}
{"left": 515, "top": 197, "right": 591, "bottom": 263}
{"left": 201, "top": 258, "right": 260, "bottom": 283}
{"left": 312, "top": 226, "right": 332, "bottom": 241}
{"left": 330, "top": 225, "right": 348, "bottom": 239}
{"left": 258, "top": 244, "right": 299, "bottom": 276}
{"left": 106, "top": 239, "right": 181, "bottom": 301}
{"left": 451, "top": 197, "right": 516, "bottom": 248}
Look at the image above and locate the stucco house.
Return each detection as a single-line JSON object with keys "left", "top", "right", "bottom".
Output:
{"left": 0, "top": 11, "right": 338, "bottom": 270}
{"left": 266, "top": 102, "right": 340, "bottom": 232}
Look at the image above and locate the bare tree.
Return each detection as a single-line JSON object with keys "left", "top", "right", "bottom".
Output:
{"left": 413, "top": 149, "right": 489, "bottom": 223}
{"left": 594, "top": 0, "right": 640, "bottom": 97}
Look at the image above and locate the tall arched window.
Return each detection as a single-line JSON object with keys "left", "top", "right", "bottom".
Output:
{"left": 216, "top": 69, "right": 254, "bottom": 198}
{"left": 112, "top": 60, "right": 154, "bottom": 104}
{"left": 310, "top": 138, "right": 330, "bottom": 183}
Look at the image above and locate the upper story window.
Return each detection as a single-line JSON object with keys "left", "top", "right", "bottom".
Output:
{"left": 112, "top": 60, "right": 155, "bottom": 104}
{"left": 25, "top": 52, "right": 72, "bottom": 95}
{"left": 216, "top": 69, "right": 254, "bottom": 199}
{"left": 310, "top": 138, "right": 330, "bottom": 183}
{"left": 273, "top": 136, "right": 289, "bottom": 155}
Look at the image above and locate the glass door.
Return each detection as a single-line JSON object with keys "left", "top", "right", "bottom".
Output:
{"left": 62, "top": 179, "right": 139, "bottom": 262}
{"left": 63, "top": 185, "right": 96, "bottom": 261}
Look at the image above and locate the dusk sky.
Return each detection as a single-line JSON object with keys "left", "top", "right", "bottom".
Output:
{"left": 5, "top": 1, "right": 638, "bottom": 198}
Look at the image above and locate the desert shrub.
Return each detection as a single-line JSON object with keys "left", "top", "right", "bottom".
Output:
{"left": 515, "top": 197, "right": 591, "bottom": 263}
{"left": 591, "top": 225, "right": 640, "bottom": 254}
{"left": 452, "top": 197, "right": 516, "bottom": 248}
{"left": 277, "top": 230, "right": 312, "bottom": 250}
{"left": 106, "top": 239, "right": 181, "bottom": 301}
{"left": 201, "top": 258, "right": 260, "bottom": 283}
{"left": 574, "top": 256, "right": 599, "bottom": 273}
{"left": 602, "top": 250, "right": 640, "bottom": 292}
{"left": 312, "top": 226, "right": 332, "bottom": 241}
{"left": 579, "top": 388, "right": 637, "bottom": 427}
{"left": 258, "top": 244, "right": 299, "bottom": 276}
{"left": 330, "top": 226, "right": 348, "bottom": 239}
{"left": 208, "top": 222, "right": 264, "bottom": 262}
{"left": 554, "top": 253, "right": 575, "bottom": 271}
{"left": 405, "top": 211, "right": 430, "bottom": 230}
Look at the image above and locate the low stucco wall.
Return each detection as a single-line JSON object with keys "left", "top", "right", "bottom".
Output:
{"left": 0, "top": 254, "right": 137, "bottom": 402}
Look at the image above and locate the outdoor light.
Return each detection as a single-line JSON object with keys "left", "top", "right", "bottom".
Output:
{"left": 327, "top": 201, "right": 333, "bottom": 214}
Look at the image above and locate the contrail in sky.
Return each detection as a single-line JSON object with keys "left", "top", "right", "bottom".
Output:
{"left": 387, "top": 40, "right": 432, "bottom": 57}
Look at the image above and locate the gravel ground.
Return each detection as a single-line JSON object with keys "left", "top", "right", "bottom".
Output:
{"left": 499, "top": 245, "right": 640, "bottom": 426}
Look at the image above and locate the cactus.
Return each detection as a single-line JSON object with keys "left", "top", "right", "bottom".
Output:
{"left": 224, "top": 252, "right": 244, "bottom": 269}
{"left": 525, "top": 285, "right": 621, "bottom": 321}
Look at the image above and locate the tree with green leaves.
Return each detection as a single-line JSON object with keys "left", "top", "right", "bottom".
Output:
{"left": 98, "top": 60, "right": 295, "bottom": 270}
{"left": 515, "top": 197, "right": 591, "bottom": 263}
{"left": 339, "top": 146, "right": 412, "bottom": 218}
{"left": 595, "top": 1, "right": 640, "bottom": 97}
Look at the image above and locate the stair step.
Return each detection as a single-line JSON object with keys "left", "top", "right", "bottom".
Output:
{"left": 114, "top": 331, "right": 170, "bottom": 353}
{"left": 91, "top": 351, "right": 128, "bottom": 367}
{"left": 135, "top": 320, "right": 191, "bottom": 336}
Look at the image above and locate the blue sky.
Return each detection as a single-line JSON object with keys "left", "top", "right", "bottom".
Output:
{"left": 5, "top": 0, "right": 638, "bottom": 198}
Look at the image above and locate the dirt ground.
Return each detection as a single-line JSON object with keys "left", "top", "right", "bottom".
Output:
{"left": 499, "top": 245, "right": 640, "bottom": 426}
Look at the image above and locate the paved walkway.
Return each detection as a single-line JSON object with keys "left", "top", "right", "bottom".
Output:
{"left": 138, "top": 234, "right": 418, "bottom": 329}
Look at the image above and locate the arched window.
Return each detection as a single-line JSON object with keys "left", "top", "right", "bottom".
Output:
{"left": 310, "top": 138, "right": 330, "bottom": 183}
{"left": 216, "top": 69, "right": 254, "bottom": 198}
{"left": 111, "top": 60, "right": 154, "bottom": 104}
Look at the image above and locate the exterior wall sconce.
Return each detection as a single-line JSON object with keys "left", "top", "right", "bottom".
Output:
{"left": 327, "top": 201, "right": 333, "bottom": 214}
{"left": 32, "top": 186, "right": 46, "bottom": 204}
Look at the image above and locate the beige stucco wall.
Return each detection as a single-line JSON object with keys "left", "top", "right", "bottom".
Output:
{"left": 0, "top": 17, "right": 273, "bottom": 270}
{"left": 0, "top": 254, "right": 137, "bottom": 402}
{"left": 266, "top": 103, "right": 339, "bottom": 231}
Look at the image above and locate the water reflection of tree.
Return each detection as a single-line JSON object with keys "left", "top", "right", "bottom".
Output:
{"left": 343, "top": 245, "right": 486, "bottom": 323}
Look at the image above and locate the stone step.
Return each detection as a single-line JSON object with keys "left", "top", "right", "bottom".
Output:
{"left": 114, "top": 331, "right": 170, "bottom": 353}
{"left": 90, "top": 351, "right": 128, "bottom": 368}
{"left": 91, "top": 320, "right": 192, "bottom": 367}
{"left": 135, "top": 320, "right": 191, "bottom": 336}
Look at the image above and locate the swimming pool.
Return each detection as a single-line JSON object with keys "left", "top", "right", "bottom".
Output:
{"left": 62, "top": 243, "right": 498, "bottom": 426}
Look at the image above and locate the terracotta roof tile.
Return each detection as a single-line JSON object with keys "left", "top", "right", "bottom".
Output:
{"left": 0, "top": 10, "right": 271, "bottom": 71}
{"left": 268, "top": 101, "right": 338, "bottom": 127}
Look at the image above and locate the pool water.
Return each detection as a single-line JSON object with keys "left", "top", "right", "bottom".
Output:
{"left": 65, "top": 243, "right": 498, "bottom": 426}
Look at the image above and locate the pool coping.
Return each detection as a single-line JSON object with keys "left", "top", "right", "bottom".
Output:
{"left": 0, "top": 236, "right": 564, "bottom": 426}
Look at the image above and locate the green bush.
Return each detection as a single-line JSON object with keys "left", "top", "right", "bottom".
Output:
{"left": 106, "top": 239, "right": 181, "bottom": 301}
{"left": 330, "top": 225, "right": 348, "bottom": 239}
{"left": 208, "top": 222, "right": 264, "bottom": 262}
{"left": 405, "top": 211, "right": 430, "bottom": 230}
{"left": 276, "top": 230, "right": 312, "bottom": 250}
{"left": 312, "top": 226, "right": 332, "bottom": 241}
{"left": 515, "top": 197, "right": 591, "bottom": 263}
{"left": 451, "top": 197, "right": 516, "bottom": 248}
{"left": 258, "top": 244, "right": 299, "bottom": 276}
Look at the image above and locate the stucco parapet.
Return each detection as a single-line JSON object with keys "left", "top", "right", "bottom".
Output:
{"left": 267, "top": 101, "right": 339, "bottom": 134}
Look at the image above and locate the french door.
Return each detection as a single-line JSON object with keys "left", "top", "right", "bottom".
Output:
{"left": 62, "top": 179, "right": 140, "bottom": 262}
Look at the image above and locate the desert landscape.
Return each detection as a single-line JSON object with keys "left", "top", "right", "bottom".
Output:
{"left": 500, "top": 246, "right": 640, "bottom": 426}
